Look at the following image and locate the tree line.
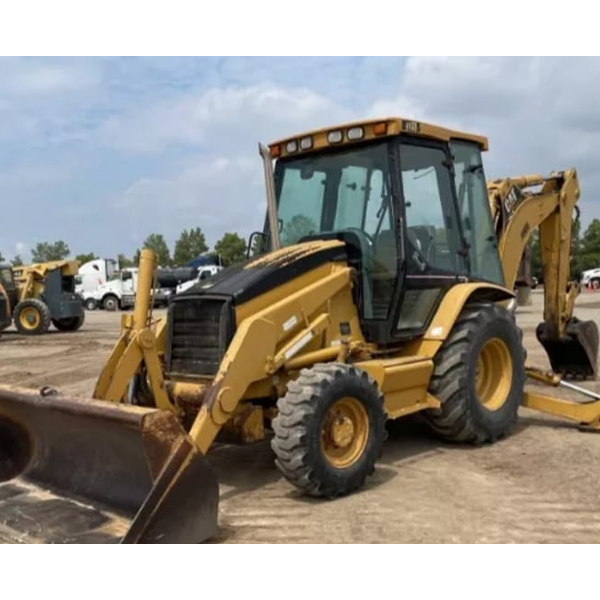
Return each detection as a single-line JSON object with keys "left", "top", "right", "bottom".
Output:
{"left": 0, "top": 227, "right": 248, "bottom": 269}
{"left": 7, "top": 216, "right": 600, "bottom": 279}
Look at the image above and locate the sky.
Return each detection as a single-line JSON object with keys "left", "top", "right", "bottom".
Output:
{"left": 1, "top": 56, "right": 600, "bottom": 263}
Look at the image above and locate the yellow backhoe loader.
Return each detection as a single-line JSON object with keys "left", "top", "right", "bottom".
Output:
{"left": 0, "top": 117, "right": 599, "bottom": 544}
{"left": 1, "top": 260, "right": 84, "bottom": 335}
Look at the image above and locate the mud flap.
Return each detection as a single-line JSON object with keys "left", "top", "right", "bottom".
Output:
{"left": 0, "top": 386, "right": 219, "bottom": 543}
{"left": 536, "top": 317, "right": 599, "bottom": 379}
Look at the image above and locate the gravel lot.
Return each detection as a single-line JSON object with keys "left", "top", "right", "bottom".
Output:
{"left": 1, "top": 290, "right": 600, "bottom": 543}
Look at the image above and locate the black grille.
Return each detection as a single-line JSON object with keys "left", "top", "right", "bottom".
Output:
{"left": 166, "top": 297, "right": 233, "bottom": 376}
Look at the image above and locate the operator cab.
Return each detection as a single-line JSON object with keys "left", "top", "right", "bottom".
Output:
{"left": 265, "top": 118, "right": 505, "bottom": 344}
{"left": 0, "top": 264, "right": 18, "bottom": 309}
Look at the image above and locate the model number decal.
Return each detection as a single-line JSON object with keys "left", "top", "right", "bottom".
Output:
{"left": 402, "top": 120, "right": 421, "bottom": 133}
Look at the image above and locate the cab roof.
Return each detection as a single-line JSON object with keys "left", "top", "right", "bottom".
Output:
{"left": 269, "top": 117, "right": 488, "bottom": 159}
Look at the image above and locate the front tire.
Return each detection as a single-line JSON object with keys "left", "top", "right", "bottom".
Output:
{"left": 13, "top": 299, "right": 51, "bottom": 335}
{"left": 271, "top": 363, "right": 386, "bottom": 498}
{"left": 84, "top": 298, "right": 97, "bottom": 311}
{"left": 52, "top": 314, "right": 85, "bottom": 332}
{"left": 103, "top": 295, "right": 119, "bottom": 311}
{"left": 422, "top": 302, "right": 526, "bottom": 443}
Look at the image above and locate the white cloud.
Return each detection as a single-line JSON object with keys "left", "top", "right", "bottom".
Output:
{"left": 0, "top": 59, "right": 101, "bottom": 96}
{"left": 3, "top": 56, "right": 600, "bottom": 260}
{"left": 97, "top": 84, "right": 354, "bottom": 154}
{"left": 114, "top": 155, "right": 265, "bottom": 247}
{"left": 105, "top": 83, "right": 356, "bottom": 246}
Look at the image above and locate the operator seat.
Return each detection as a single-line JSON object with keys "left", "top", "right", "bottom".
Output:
{"left": 298, "top": 229, "right": 375, "bottom": 319}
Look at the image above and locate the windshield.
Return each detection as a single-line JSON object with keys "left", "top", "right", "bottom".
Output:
{"left": 273, "top": 142, "right": 393, "bottom": 247}
{"left": 273, "top": 141, "right": 399, "bottom": 321}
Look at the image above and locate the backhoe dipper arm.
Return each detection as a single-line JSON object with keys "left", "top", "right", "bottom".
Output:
{"left": 490, "top": 170, "right": 579, "bottom": 320}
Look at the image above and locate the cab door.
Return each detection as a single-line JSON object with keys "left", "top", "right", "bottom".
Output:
{"left": 0, "top": 267, "right": 18, "bottom": 312}
{"left": 394, "top": 140, "right": 468, "bottom": 335}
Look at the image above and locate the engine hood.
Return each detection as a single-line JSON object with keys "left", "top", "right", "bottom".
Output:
{"left": 175, "top": 239, "right": 347, "bottom": 305}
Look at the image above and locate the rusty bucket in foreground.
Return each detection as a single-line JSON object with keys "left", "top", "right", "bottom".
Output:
{"left": 536, "top": 317, "right": 599, "bottom": 379}
{"left": 0, "top": 386, "right": 219, "bottom": 544}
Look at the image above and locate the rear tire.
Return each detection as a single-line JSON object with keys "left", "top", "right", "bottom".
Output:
{"left": 422, "top": 302, "right": 526, "bottom": 443}
{"left": 52, "top": 314, "right": 85, "bottom": 332}
{"left": 103, "top": 295, "right": 119, "bottom": 311}
{"left": 13, "top": 299, "right": 51, "bottom": 335}
{"left": 271, "top": 363, "right": 386, "bottom": 498}
{"left": 84, "top": 298, "right": 97, "bottom": 311}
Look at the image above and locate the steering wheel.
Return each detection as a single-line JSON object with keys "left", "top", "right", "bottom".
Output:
{"left": 344, "top": 228, "right": 375, "bottom": 246}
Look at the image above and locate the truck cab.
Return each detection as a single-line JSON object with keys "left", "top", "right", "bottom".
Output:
{"left": 175, "top": 265, "right": 222, "bottom": 294}
{"left": 92, "top": 268, "right": 138, "bottom": 311}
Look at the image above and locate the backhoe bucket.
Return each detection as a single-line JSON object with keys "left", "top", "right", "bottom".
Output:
{"left": 0, "top": 386, "right": 219, "bottom": 543}
{"left": 536, "top": 317, "right": 599, "bottom": 379}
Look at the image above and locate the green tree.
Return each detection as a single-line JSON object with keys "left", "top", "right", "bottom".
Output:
{"left": 173, "top": 227, "right": 208, "bottom": 265}
{"left": 31, "top": 240, "right": 70, "bottom": 262}
{"left": 214, "top": 232, "right": 247, "bottom": 267}
{"left": 575, "top": 218, "right": 600, "bottom": 274}
{"left": 75, "top": 252, "right": 97, "bottom": 264}
{"left": 142, "top": 234, "right": 170, "bottom": 266}
{"left": 117, "top": 253, "right": 135, "bottom": 269}
{"left": 281, "top": 215, "right": 318, "bottom": 246}
{"left": 11, "top": 255, "right": 23, "bottom": 267}
{"left": 133, "top": 249, "right": 141, "bottom": 266}
{"left": 580, "top": 219, "right": 600, "bottom": 253}
{"left": 0, "top": 249, "right": 4, "bottom": 263}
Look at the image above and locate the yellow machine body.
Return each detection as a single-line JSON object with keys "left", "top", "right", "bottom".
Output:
{"left": 12, "top": 260, "right": 80, "bottom": 303}
{"left": 2, "top": 259, "right": 85, "bottom": 336}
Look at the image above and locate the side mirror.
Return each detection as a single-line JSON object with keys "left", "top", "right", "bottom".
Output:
{"left": 247, "top": 231, "right": 267, "bottom": 259}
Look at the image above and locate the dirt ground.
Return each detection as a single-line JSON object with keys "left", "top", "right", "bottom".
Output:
{"left": 1, "top": 291, "right": 600, "bottom": 543}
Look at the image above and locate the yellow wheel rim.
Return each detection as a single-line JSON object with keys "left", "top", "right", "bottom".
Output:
{"left": 19, "top": 307, "right": 41, "bottom": 330}
{"left": 320, "top": 397, "right": 369, "bottom": 468}
{"left": 475, "top": 337, "right": 512, "bottom": 411}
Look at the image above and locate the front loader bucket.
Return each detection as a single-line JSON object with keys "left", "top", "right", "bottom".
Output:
{"left": 0, "top": 386, "right": 218, "bottom": 543}
{"left": 536, "top": 317, "right": 599, "bottom": 379}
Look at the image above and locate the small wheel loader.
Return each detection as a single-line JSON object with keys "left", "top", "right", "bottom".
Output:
{"left": 0, "top": 260, "right": 84, "bottom": 335}
{"left": 0, "top": 118, "right": 598, "bottom": 543}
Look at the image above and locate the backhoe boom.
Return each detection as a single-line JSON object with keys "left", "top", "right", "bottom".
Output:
{"left": 488, "top": 170, "right": 598, "bottom": 377}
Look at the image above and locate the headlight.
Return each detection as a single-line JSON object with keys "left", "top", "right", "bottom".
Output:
{"left": 347, "top": 126, "right": 364, "bottom": 140}
{"left": 300, "top": 136, "right": 312, "bottom": 150}
{"left": 327, "top": 130, "right": 343, "bottom": 144}
{"left": 285, "top": 140, "right": 298, "bottom": 153}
